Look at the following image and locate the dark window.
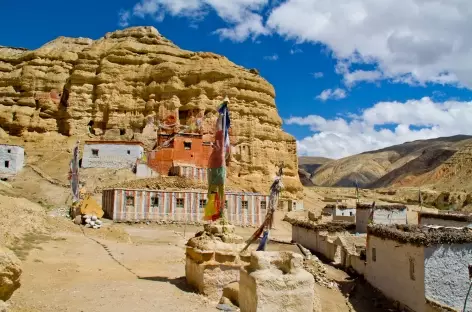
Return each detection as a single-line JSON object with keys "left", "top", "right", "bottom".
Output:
{"left": 225, "top": 200, "right": 228, "bottom": 209}
{"left": 242, "top": 201, "right": 248, "bottom": 209}
{"left": 350, "top": 212, "right": 353, "bottom": 216}
{"left": 260, "top": 201, "right": 267, "bottom": 210}
{"left": 127, "top": 150, "right": 131, "bottom": 155}
{"left": 120, "top": 129, "right": 125, "bottom": 135}
{"left": 151, "top": 196, "right": 159, "bottom": 207}
{"left": 410, "top": 258, "right": 415, "bottom": 280}
{"left": 4, "top": 161, "right": 9, "bottom": 168}
{"left": 176, "top": 198, "right": 184, "bottom": 208}
{"left": 184, "top": 141, "right": 192, "bottom": 150}
{"left": 372, "top": 248, "right": 376, "bottom": 262}
{"left": 199, "top": 199, "right": 207, "bottom": 208}
{"left": 7, "top": 149, "right": 11, "bottom": 153}
{"left": 126, "top": 195, "right": 134, "bottom": 206}
{"left": 92, "top": 149, "right": 99, "bottom": 156}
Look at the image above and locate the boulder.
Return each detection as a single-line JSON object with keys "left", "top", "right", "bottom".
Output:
{"left": 0, "top": 247, "right": 22, "bottom": 301}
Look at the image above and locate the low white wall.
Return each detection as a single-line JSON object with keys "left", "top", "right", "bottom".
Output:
{"left": 365, "top": 236, "right": 425, "bottom": 312}
{"left": 136, "top": 163, "right": 159, "bottom": 178}
{"left": 350, "top": 254, "right": 366, "bottom": 275}
{"left": 374, "top": 209, "right": 408, "bottom": 226}
{"left": 424, "top": 243, "right": 472, "bottom": 311}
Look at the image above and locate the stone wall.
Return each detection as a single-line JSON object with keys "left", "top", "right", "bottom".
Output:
{"left": 82, "top": 143, "right": 144, "bottom": 169}
{"left": 365, "top": 235, "right": 425, "bottom": 312}
{"left": 424, "top": 243, "right": 472, "bottom": 311}
{"left": 0, "top": 145, "right": 24, "bottom": 175}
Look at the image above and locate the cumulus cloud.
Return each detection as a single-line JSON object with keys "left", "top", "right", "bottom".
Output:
{"left": 121, "top": 0, "right": 472, "bottom": 89}
{"left": 316, "top": 88, "right": 347, "bottom": 101}
{"left": 311, "top": 72, "right": 324, "bottom": 79}
{"left": 290, "top": 47, "right": 303, "bottom": 54}
{"left": 264, "top": 54, "right": 279, "bottom": 61}
{"left": 118, "top": 9, "right": 131, "bottom": 27}
{"left": 285, "top": 97, "right": 472, "bottom": 159}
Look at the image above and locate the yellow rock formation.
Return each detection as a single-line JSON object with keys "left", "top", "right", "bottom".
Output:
{"left": 0, "top": 26, "right": 302, "bottom": 198}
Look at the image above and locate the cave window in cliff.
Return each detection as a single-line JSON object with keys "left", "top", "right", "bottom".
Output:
{"left": 120, "top": 129, "right": 126, "bottom": 135}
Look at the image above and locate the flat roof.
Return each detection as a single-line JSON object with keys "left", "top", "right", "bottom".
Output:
{"left": 419, "top": 212, "right": 472, "bottom": 223}
{"left": 84, "top": 140, "right": 144, "bottom": 147}
{"left": 357, "top": 203, "right": 407, "bottom": 211}
{"left": 287, "top": 217, "right": 356, "bottom": 233}
{"left": 0, "top": 143, "right": 24, "bottom": 148}
{"left": 103, "top": 188, "right": 268, "bottom": 196}
{"left": 368, "top": 224, "right": 472, "bottom": 246}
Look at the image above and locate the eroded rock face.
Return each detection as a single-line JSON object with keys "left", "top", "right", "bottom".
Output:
{"left": 0, "top": 247, "right": 22, "bottom": 301}
{"left": 0, "top": 26, "right": 302, "bottom": 197}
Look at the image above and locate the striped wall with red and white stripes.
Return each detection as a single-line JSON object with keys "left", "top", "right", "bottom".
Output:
{"left": 102, "top": 188, "right": 269, "bottom": 226}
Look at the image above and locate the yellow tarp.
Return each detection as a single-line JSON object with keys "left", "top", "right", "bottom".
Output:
{"left": 79, "top": 195, "right": 104, "bottom": 218}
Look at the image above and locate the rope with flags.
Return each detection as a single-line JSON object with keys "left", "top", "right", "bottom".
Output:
{"left": 240, "top": 163, "right": 284, "bottom": 253}
{"left": 204, "top": 98, "right": 231, "bottom": 222}
{"left": 354, "top": 179, "right": 360, "bottom": 204}
{"left": 68, "top": 140, "right": 80, "bottom": 203}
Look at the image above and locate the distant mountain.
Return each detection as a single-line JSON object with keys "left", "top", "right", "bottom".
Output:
{"left": 302, "top": 135, "right": 472, "bottom": 189}
{"left": 298, "top": 156, "right": 332, "bottom": 186}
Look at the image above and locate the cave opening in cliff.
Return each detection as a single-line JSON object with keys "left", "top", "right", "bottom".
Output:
{"left": 120, "top": 129, "right": 125, "bottom": 135}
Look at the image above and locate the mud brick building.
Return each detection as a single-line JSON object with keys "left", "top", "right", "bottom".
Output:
{"left": 82, "top": 141, "right": 144, "bottom": 169}
{"left": 0, "top": 144, "right": 24, "bottom": 177}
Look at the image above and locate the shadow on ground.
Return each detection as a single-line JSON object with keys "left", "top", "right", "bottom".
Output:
{"left": 139, "top": 276, "right": 196, "bottom": 293}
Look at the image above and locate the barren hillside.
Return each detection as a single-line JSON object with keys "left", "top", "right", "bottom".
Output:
{"left": 309, "top": 135, "right": 472, "bottom": 189}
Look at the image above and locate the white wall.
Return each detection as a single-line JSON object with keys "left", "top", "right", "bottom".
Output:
{"left": 136, "top": 163, "right": 159, "bottom": 178}
{"left": 356, "top": 209, "right": 371, "bottom": 233}
{"left": 424, "top": 243, "right": 472, "bottom": 311}
{"left": 374, "top": 209, "right": 408, "bottom": 226}
{"left": 420, "top": 217, "right": 472, "bottom": 228}
{"left": 82, "top": 144, "right": 144, "bottom": 169}
{"left": 0, "top": 145, "right": 24, "bottom": 175}
{"left": 335, "top": 208, "right": 356, "bottom": 217}
{"left": 365, "top": 236, "right": 425, "bottom": 312}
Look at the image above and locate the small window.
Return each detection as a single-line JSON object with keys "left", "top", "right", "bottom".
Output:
{"left": 7, "top": 149, "right": 11, "bottom": 153}
{"left": 260, "top": 201, "right": 267, "bottom": 210}
{"left": 372, "top": 248, "right": 376, "bottom": 262}
{"left": 350, "top": 212, "right": 353, "bottom": 216}
{"left": 176, "top": 198, "right": 184, "bottom": 208}
{"left": 4, "top": 161, "right": 9, "bottom": 168}
{"left": 242, "top": 201, "right": 248, "bottom": 209}
{"left": 127, "top": 150, "right": 131, "bottom": 155}
{"left": 126, "top": 195, "right": 135, "bottom": 206}
{"left": 120, "top": 129, "right": 125, "bottom": 135}
{"left": 342, "top": 212, "right": 345, "bottom": 216}
{"left": 151, "top": 196, "right": 159, "bottom": 207}
{"left": 225, "top": 200, "right": 228, "bottom": 208}
{"left": 409, "top": 258, "right": 415, "bottom": 280}
{"left": 199, "top": 199, "right": 207, "bottom": 208}
{"left": 92, "top": 149, "right": 99, "bottom": 156}
{"left": 184, "top": 141, "right": 192, "bottom": 150}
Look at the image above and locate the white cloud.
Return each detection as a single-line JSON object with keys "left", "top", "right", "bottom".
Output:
{"left": 264, "top": 54, "right": 279, "bottom": 61}
{"left": 290, "top": 47, "right": 303, "bottom": 54}
{"left": 118, "top": 10, "right": 131, "bottom": 27}
{"left": 311, "top": 72, "right": 324, "bottom": 79}
{"left": 121, "top": 0, "right": 472, "bottom": 89}
{"left": 316, "top": 88, "right": 347, "bottom": 101}
{"left": 285, "top": 97, "right": 472, "bottom": 158}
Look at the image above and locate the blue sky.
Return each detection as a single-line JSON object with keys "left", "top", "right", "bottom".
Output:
{"left": 2, "top": 0, "right": 472, "bottom": 159}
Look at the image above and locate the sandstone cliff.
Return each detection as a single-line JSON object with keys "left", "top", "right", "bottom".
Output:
{"left": 0, "top": 26, "right": 302, "bottom": 197}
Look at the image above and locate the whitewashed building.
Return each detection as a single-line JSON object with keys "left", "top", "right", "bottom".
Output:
{"left": 356, "top": 203, "right": 407, "bottom": 233}
{"left": 366, "top": 224, "right": 472, "bottom": 312}
{"left": 82, "top": 141, "right": 144, "bottom": 169}
{"left": 0, "top": 144, "right": 24, "bottom": 176}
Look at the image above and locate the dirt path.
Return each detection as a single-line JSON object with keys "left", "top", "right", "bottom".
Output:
{"left": 8, "top": 226, "right": 216, "bottom": 312}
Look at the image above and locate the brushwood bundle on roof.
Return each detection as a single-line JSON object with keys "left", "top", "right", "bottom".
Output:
{"left": 286, "top": 217, "right": 355, "bottom": 233}
{"left": 356, "top": 203, "right": 406, "bottom": 211}
{"left": 324, "top": 204, "right": 335, "bottom": 209}
{"left": 419, "top": 212, "right": 472, "bottom": 222}
{"left": 367, "top": 224, "right": 472, "bottom": 247}
{"left": 337, "top": 205, "right": 350, "bottom": 209}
